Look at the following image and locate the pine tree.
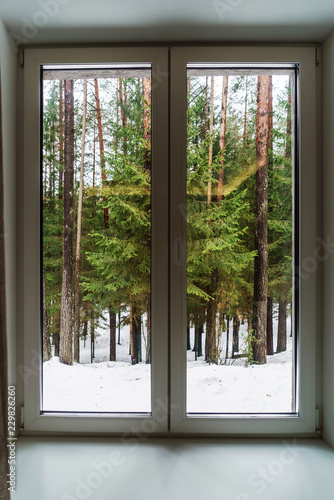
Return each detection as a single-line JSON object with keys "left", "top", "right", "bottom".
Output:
{"left": 252, "top": 75, "right": 270, "bottom": 365}
{"left": 59, "top": 80, "right": 74, "bottom": 366}
{"left": 74, "top": 80, "right": 87, "bottom": 363}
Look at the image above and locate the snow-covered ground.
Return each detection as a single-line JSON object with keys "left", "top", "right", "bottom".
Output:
{"left": 43, "top": 312, "right": 293, "bottom": 414}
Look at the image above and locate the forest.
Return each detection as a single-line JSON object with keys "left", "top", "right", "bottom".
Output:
{"left": 42, "top": 68, "right": 293, "bottom": 375}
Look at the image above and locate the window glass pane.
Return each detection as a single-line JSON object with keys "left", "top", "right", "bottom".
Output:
{"left": 42, "top": 66, "right": 152, "bottom": 413}
{"left": 186, "top": 66, "right": 295, "bottom": 414}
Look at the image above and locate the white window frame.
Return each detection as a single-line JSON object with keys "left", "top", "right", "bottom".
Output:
{"left": 21, "top": 45, "right": 319, "bottom": 436}
{"left": 170, "top": 46, "right": 318, "bottom": 435}
{"left": 22, "top": 47, "right": 169, "bottom": 433}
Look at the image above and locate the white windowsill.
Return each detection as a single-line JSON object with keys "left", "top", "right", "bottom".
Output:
{"left": 14, "top": 436, "right": 334, "bottom": 500}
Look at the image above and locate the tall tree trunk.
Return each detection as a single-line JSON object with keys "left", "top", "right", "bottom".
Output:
{"left": 247, "top": 294, "right": 251, "bottom": 338}
{"left": 109, "top": 308, "right": 116, "bottom": 361}
{"left": 43, "top": 271, "right": 51, "bottom": 361}
{"left": 277, "top": 300, "right": 287, "bottom": 353}
{"left": 90, "top": 315, "right": 95, "bottom": 363}
{"left": 59, "top": 80, "right": 74, "bottom": 366}
{"left": 194, "top": 323, "right": 198, "bottom": 361}
{"left": 53, "top": 321, "right": 60, "bottom": 357}
{"left": 205, "top": 268, "right": 218, "bottom": 364}
{"left": 58, "top": 80, "right": 64, "bottom": 199}
{"left": 73, "top": 80, "right": 87, "bottom": 363}
{"left": 207, "top": 76, "right": 214, "bottom": 203}
{"left": 129, "top": 289, "right": 138, "bottom": 364}
{"left": 217, "top": 75, "right": 228, "bottom": 202}
{"left": 194, "top": 315, "right": 204, "bottom": 358}
{"left": 83, "top": 319, "right": 87, "bottom": 348}
{"left": 118, "top": 310, "right": 121, "bottom": 344}
{"left": 232, "top": 315, "right": 239, "bottom": 358}
{"left": 197, "top": 322, "right": 203, "bottom": 357}
{"left": 252, "top": 75, "right": 270, "bottom": 365}
{"left": 266, "top": 296, "right": 274, "bottom": 356}
{"left": 187, "top": 322, "right": 191, "bottom": 350}
{"left": 205, "top": 78, "right": 217, "bottom": 363}
{"left": 143, "top": 77, "right": 152, "bottom": 364}
{"left": 225, "top": 315, "right": 230, "bottom": 359}
{"left": 94, "top": 78, "right": 109, "bottom": 230}
{"left": 266, "top": 75, "right": 273, "bottom": 359}
{"left": 134, "top": 308, "right": 142, "bottom": 363}
{"left": 54, "top": 80, "right": 63, "bottom": 357}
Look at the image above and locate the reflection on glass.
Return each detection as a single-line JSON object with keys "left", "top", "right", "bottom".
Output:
{"left": 186, "top": 67, "right": 295, "bottom": 414}
{"left": 42, "top": 68, "right": 152, "bottom": 412}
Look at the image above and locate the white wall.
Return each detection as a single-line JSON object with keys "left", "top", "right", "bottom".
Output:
{"left": 322, "top": 30, "right": 334, "bottom": 449}
{"left": 0, "top": 20, "right": 17, "bottom": 388}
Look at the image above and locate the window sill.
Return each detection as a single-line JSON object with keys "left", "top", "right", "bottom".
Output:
{"left": 14, "top": 436, "right": 332, "bottom": 500}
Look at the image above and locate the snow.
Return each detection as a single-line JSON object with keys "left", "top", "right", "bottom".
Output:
{"left": 43, "top": 313, "right": 293, "bottom": 414}
{"left": 187, "top": 351, "right": 292, "bottom": 413}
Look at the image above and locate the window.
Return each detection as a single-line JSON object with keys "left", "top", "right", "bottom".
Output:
{"left": 42, "top": 64, "right": 153, "bottom": 414}
{"left": 22, "top": 46, "right": 318, "bottom": 435}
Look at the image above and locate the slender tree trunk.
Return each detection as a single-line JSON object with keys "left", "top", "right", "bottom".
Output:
{"left": 252, "top": 75, "right": 270, "bottom": 365}
{"left": 205, "top": 268, "right": 218, "bottom": 364}
{"left": 266, "top": 296, "right": 274, "bottom": 356}
{"left": 225, "top": 315, "right": 230, "bottom": 359}
{"left": 43, "top": 271, "right": 51, "bottom": 361}
{"left": 143, "top": 78, "right": 152, "bottom": 364}
{"left": 59, "top": 80, "right": 64, "bottom": 199}
{"left": 205, "top": 78, "right": 217, "bottom": 363}
{"left": 90, "top": 315, "right": 95, "bottom": 363}
{"left": 277, "top": 300, "right": 287, "bottom": 353}
{"left": 54, "top": 328, "right": 60, "bottom": 357}
{"left": 232, "top": 315, "right": 239, "bottom": 358}
{"left": 109, "top": 308, "right": 116, "bottom": 361}
{"left": 247, "top": 294, "right": 251, "bottom": 338}
{"left": 54, "top": 80, "right": 63, "bottom": 358}
{"left": 194, "top": 324, "right": 198, "bottom": 361}
{"left": 118, "top": 310, "right": 121, "bottom": 344}
{"left": 59, "top": 80, "right": 74, "bottom": 366}
{"left": 83, "top": 319, "right": 87, "bottom": 348}
{"left": 217, "top": 75, "right": 228, "bottom": 202}
{"left": 94, "top": 78, "right": 109, "bottom": 229}
{"left": 194, "top": 315, "right": 203, "bottom": 358}
{"left": 187, "top": 323, "right": 191, "bottom": 350}
{"left": 197, "top": 323, "right": 203, "bottom": 357}
{"left": 266, "top": 76, "right": 273, "bottom": 359}
{"left": 207, "top": 76, "right": 214, "bottom": 203}
{"left": 134, "top": 309, "right": 142, "bottom": 363}
{"left": 129, "top": 289, "right": 138, "bottom": 364}
{"left": 49, "top": 159, "right": 52, "bottom": 198}
{"left": 74, "top": 80, "right": 87, "bottom": 363}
